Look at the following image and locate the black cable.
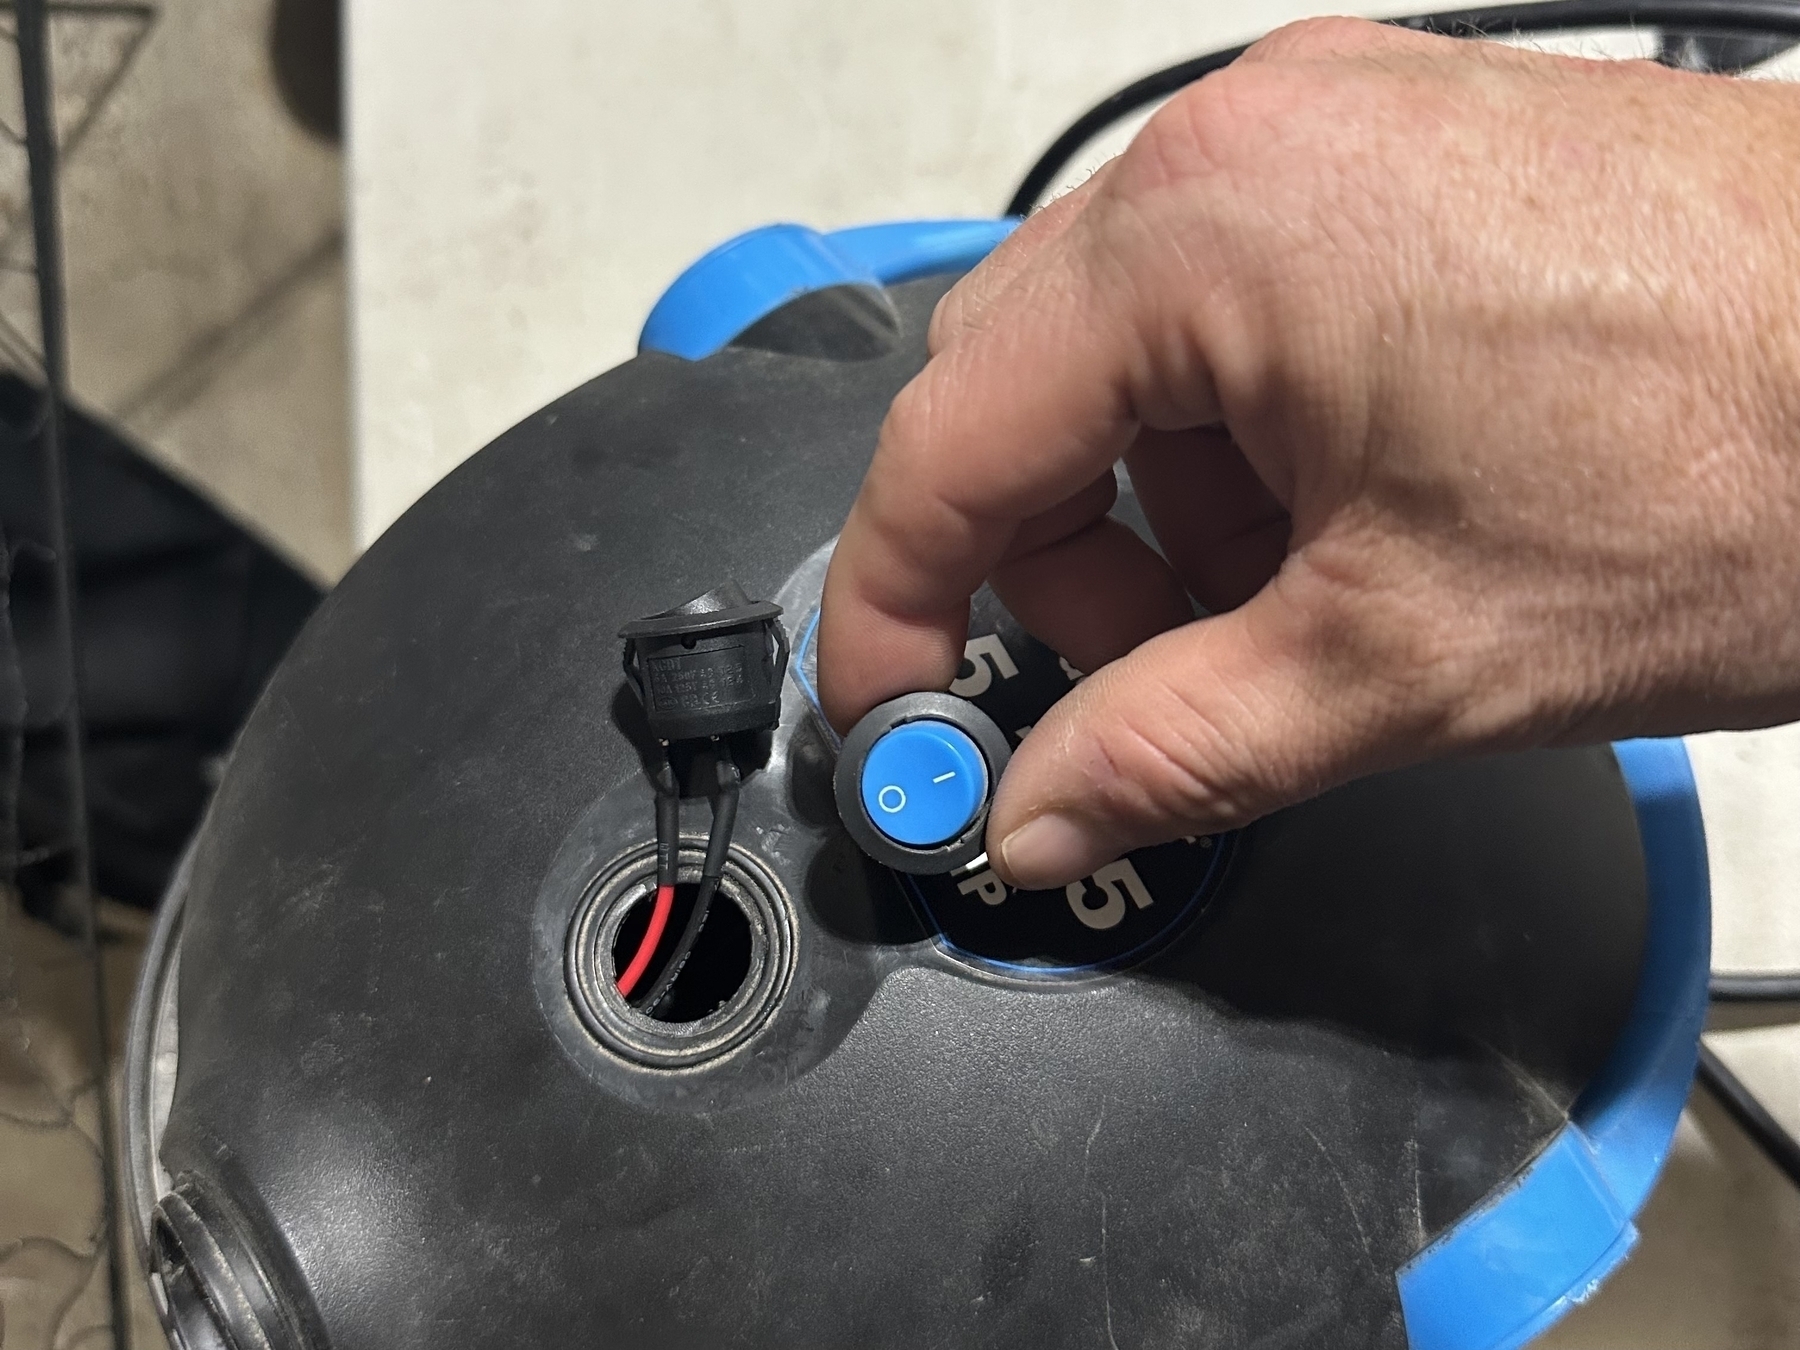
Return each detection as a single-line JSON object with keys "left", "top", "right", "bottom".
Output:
{"left": 1005, "top": 46, "right": 1244, "bottom": 216}
{"left": 1657, "top": 26, "right": 1800, "bottom": 66}
{"left": 1695, "top": 1041, "right": 1800, "bottom": 1188}
{"left": 1702, "top": 972, "right": 1800, "bottom": 1190}
{"left": 652, "top": 750, "right": 679, "bottom": 892}
{"left": 1710, "top": 970, "right": 1800, "bottom": 1002}
{"left": 636, "top": 753, "right": 740, "bottom": 1013}
{"left": 1005, "top": 0, "right": 1800, "bottom": 215}
{"left": 16, "top": 6, "right": 131, "bottom": 1348}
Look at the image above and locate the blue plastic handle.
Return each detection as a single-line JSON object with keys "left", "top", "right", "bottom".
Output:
{"left": 639, "top": 218, "right": 1018, "bottom": 361}
{"left": 1399, "top": 738, "right": 1710, "bottom": 1350}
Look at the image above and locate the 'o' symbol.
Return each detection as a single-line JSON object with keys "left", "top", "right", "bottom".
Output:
{"left": 877, "top": 785, "right": 906, "bottom": 813}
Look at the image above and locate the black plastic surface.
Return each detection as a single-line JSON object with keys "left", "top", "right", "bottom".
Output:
{"left": 158, "top": 275, "right": 1649, "bottom": 1349}
{"left": 731, "top": 283, "right": 900, "bottom": 361}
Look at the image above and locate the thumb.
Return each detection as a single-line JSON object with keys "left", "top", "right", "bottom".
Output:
{"left": 986, "top": 577, "right": 1436, "bottom": 889}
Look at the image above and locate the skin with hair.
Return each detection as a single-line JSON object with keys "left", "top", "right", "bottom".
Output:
{"left": 817, "top": 17, "right": 1800, "bottom": 890}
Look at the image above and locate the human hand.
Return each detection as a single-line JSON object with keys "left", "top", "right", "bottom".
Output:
{"left": 818, "top": 17, "right": 1800, "bottom": 890}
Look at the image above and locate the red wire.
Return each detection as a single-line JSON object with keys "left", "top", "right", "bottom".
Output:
{"left": 615, "top": 883, "right": 675, "bottom": 998}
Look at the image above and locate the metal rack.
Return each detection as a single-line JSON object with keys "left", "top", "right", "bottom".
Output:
{"left": 1, "top": 4, "right": 152, "bottom": 1348}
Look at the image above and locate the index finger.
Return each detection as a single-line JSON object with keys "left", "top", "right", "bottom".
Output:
{"left": 816, "top": 192, "right": 1222, "bottom": 731}
{"left": 926, "top": 159, "right": 1115, "bottom": 354}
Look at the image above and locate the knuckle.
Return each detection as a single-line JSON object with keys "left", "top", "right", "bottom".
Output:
{"left": 1123, "top": 60, "right": 1308, "bottom": 194}
{"left": 1242, "top": 15, "right": 1388, "bottom": 63}
{"left": 877, "top": 370, "right": 970, "bottom": 498}
{"left": 1131, "top": 15, "right": 1415, "bottom": 197}
{"left": 926, "top": 285, "right": 967, "bottom": 353}
{"left": 881, "top": 376, "right": 936, "bottom": 451}
{"left": 1124, "top": 78, "right": 1244, "bottom": 189}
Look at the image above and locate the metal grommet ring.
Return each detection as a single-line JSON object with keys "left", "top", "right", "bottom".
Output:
{"left": 565, "top": 839, "right": 794, "bottom": 1068}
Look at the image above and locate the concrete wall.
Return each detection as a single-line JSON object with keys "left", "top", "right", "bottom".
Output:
{"left": 345, "top": 0, "right": 1444, "bottom": 544}
{"left": 0, "top": 0, "right": 351, "bottom": 582}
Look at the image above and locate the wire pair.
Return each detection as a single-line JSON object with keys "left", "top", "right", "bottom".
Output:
{"left": 615, "top": 749, "right": 741, "bottom": 1012}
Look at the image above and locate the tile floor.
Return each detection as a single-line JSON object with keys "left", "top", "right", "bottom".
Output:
{"left": 0, "top": 889, "right": 162, "bottom": 1350}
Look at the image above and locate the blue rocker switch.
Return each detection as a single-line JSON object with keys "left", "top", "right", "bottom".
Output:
{"left": 860, "top": 720, "right": 988, "bottom": 847}
{"left": 834, "top": 692, "right": 1011, "bottom": 874}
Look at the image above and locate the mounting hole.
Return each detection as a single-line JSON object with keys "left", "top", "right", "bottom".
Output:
{"left": 566, "top": 839, "right": 793, "bottom": 1067}
{"left": 608, "top": 882, "right": 754, "bottom": 1024}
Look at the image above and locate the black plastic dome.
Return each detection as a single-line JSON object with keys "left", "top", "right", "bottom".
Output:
{"left": 125, "top": 269, "right": 1669, "bottom": 1350}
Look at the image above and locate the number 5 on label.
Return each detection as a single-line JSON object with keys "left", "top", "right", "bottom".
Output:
{"left": 1065, "top": 859, "right": 1153, "bottom": 931}
{"left": 949, "top": 634, "right": 1018, "bottom": 698}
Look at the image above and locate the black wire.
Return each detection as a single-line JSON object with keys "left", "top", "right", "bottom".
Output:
{"left": 636, "top": 753, "right": 740, "bottom": 1013}
{"left": 652, "top": 750, "right": 679, "bottom": 891}
{"left": 1396, "top": 0, "right": 1800, "bottom": 36}
{"left": 1695, "top": 1042, "right": 1800, "bottom": 1188}
{"left": 1005, "top": 46, "right": 1244, "bottom": 216}
{"left": 15, "top": 6, "right": 131, "bottom": 1348}
{"left": 1702, "top": 972, "right": 1800, "bottom": 1188}
{"left": 1710, "top": 971, "right": 1800, "bottom": 1001}
{"left": 1005, "top": 0, "right": 1800, "bottom": 215}
{"left": 1656, "top": 26, "right": 1800, "bottom": 65}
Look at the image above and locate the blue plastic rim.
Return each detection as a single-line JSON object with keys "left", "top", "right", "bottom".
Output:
{"left": 639, "top": 219, "right": 1019, "bottom": 360}
{"left": 1398, "top": 737, "right": 1711, "bottom": 1350}
{"left": 638, "top": 220, "right": 1711, "bottom": 1345}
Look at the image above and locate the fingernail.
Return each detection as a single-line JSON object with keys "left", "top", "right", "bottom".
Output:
{"left": 997, "top": 813, "right": 1105, "bottom": 890}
